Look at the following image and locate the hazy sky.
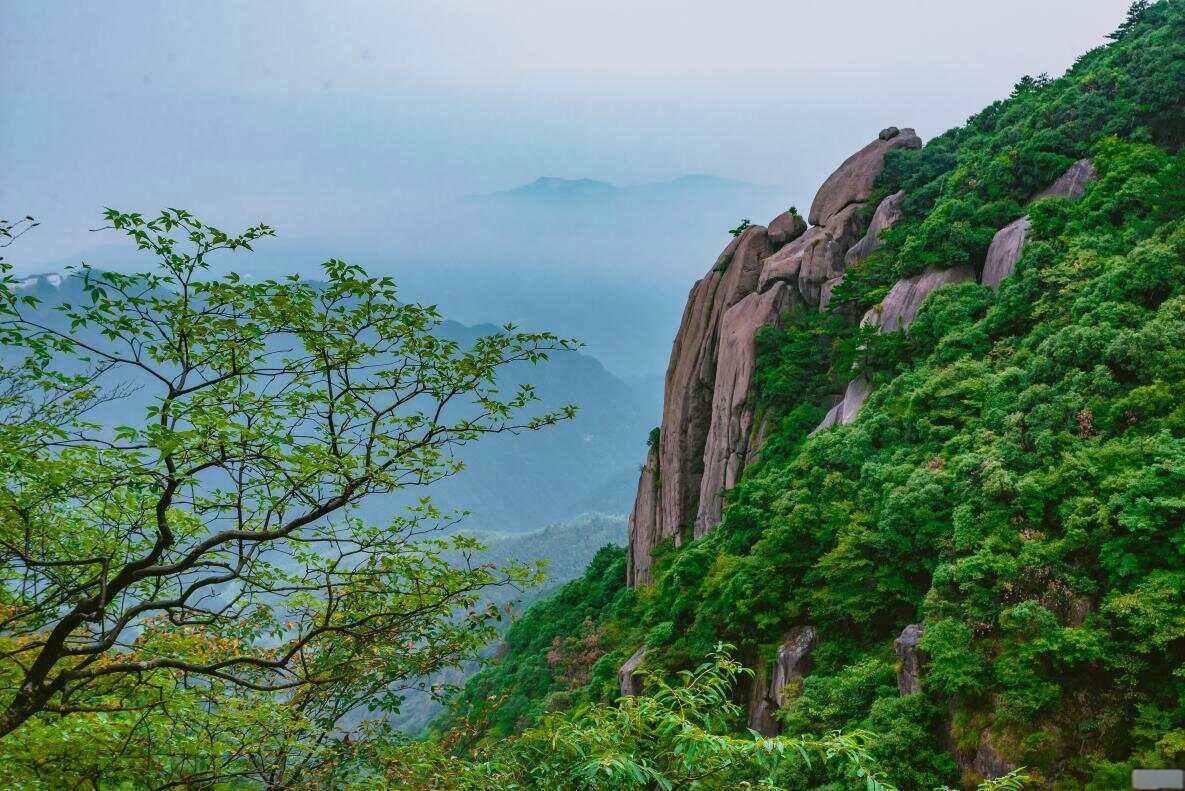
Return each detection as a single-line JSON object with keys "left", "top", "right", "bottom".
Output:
{"left": 2, "top": 0, "right": 1134, "bottom": 268}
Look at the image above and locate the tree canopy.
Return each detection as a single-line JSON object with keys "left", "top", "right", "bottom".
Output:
{"left": 0, "top": 208, "right": 574, "bottom": 786}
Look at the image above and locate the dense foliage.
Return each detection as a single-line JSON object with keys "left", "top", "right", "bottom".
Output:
{"left": 447, "top": 3, "right": 1185, "bottom": 787}
{"left": 379, "top": 647, "right": 912, "bottom": 790}
{"left": 0, "top": 209, "right": 574, "bottom": 787}
{"left": 438, "top": 545, "right": 635, "bottom": 742}
{"left": 391, "top": 513, "right": 628, "bottom": 736}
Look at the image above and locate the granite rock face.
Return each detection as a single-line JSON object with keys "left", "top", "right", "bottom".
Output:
{"left": 1035, "top": 158, "right": 1097, "bottom": 201}
{"left": 818, "top": 275, "right": 844, "bottom": 312}
{"left": 758, "top": 225, "right": 826, "bottom": 294}
{"left": 626, "top": 444, "right": 661, "bottom": 587}
{"left": 695, "top": 282, "right": 799, "bottom": 537}
{"left": 953, "top": 728, "right": 1017, "bottom": 782}
{"left": 619, "top": 646, "right": 648, "bottom": 697}
{"left": 747, "top": 626, "right": 818, "bottom": 736}
{"left": 767, "top": 209, "right": 808, "bottom": 246}
{"left": 758, "top": 203, "right": 865, "bottom": 305}
{"left": 628, "top": 129, "right": 926, "bottom": 584}
{"left": 808, "top": 128, "right": 921, "bottom": 226}
{"left": 894, "top": 624, "right": 925, "bottom": 695}
{"left": 770, "top": 626, "right": 817, "bottom": 706}
{"left": 844, "top": 190, "right": 906, "bottom": 268}
{"left": 981, "top": 158, "right": 1097, "bottom": 291}
{"left": 626, "top": 226, "right": 773, "bottom": 584}
{"left": 865, "top": 265, "right": 974, "bottom": 333}
{"left": 972, "top": 730, "right": 1017, "bottom": 779}
{"left": 811, "top": 266, "right": 972, "bottom": 434}
{"left": 797, "top": 204, "right": 865, "bottom": 305}
{"left": 747, "top": 663, "right": 777, "bottom": 736}
{"left": 982, "top": 217, "right": 1031, "bottom": 291}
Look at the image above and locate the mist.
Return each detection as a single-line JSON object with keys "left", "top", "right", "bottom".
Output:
{"left": 1, "top": 0, "right": 1133, "bottom": 378}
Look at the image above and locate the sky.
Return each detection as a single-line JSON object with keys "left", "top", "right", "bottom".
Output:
{"left": 0, "top": 1, "right": 1135, "bottom": 377}
{"left": 2, "top": 0, "right": 1133, "bottom": 262}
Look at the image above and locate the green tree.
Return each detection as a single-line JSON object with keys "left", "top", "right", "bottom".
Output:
{"left": 0, "top": 208, "right": 574, "bottom": 786}
{"left": 377, "top": 645, "right": 897, "bottom": 790}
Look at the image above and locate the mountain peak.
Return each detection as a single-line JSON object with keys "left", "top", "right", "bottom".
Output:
{"left": 471, "top": 173, "right": 773, "bottom": 204}
{"left": 14, "top": 272, "right": 65, "bottom": 291}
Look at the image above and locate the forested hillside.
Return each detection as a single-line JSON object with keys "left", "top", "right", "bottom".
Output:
{"left": 5, "top": 273, "right": 652, "bottom": 530}
{"left": 4, "top": 2, "right": 1185, "bottom": 789}
{"left": 437, "top": 3, "right": 1185, "bottom": 787}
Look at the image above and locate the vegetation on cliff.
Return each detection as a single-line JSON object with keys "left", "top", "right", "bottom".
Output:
{"left": 443, "top": 3, "right": 1185, "bottom": 787}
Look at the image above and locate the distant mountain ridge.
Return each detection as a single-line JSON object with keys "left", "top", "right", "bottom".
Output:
{"left": 470, "top": 173, "right": 774, "bottom": 203}
{"left": 5, "top": 270, "right": 655, "bottom": 532}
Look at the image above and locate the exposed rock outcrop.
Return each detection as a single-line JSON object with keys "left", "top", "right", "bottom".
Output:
{"left": 981, "top": 158, "right": 1097, "bottom": 291}
{"left": 759, "top": 204, "right": 865, "bottom": 305}
{"left": 770, "top": 626, "right": 817, "bottom": 705}
{"left": 626, "top": 445, "right": 661, "bottom": 587}
{"left": 619, "top": 646, "right": 647, "bottom": 697}
{"left": 758, "top": 225, "right": 823, "bottom": 294}
{"left": 894, "top": 623, "right": 925, "bottom": 695}
{"left": 696, "top": 282, "right": 799, "bottom": 537}
{"left": 797, "top": 204, "right": 865, "bottom": 305}
{"left": 953, "top": 728, "right": 1017, "bottom": 782}
{"left": 1035, "top": 158, "right": 1097, "bottom": 202}
{"left": 747, "top": 626, "right": 817, "bottom": 736}
{"left": 626, "top": 226, "right": 773, "bottom": 584}
{"left": 767, "top": 209, "right": 807, "bottom": 246}
{"left": 811, "top": 266, "right": 972, "bottom": 434}
{"left": 746, "top": 663, "right": 777, "bottom": 736}
{"left": 981, "top": 216, "right": 1031, "bottom": 291}
{"left": 818, "top": 276, "right": 844, "bottom": 312}
{"left": 810, "top": 373, "right": 872, "bottom": 436}
{"left": 628, "top": 128, "right": 923, "bottom": 584}
{"left": 844, "top": 190, "right": 906, "bottom": 268}
{"left": 865, "top": 265, "right": 974, "bottom": 333}
{"left": 808, "top": 128, "right": 921, "bottom": 226}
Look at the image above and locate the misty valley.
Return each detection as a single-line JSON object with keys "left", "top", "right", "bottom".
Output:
{"left": 3, "top": 2, "right": 1185, "bottom": 789}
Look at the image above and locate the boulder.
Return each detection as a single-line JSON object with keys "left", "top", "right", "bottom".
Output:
{"left": 818, "top": 275, "right": 845, "bottom": 312}
{"left": 844, "top": 190, "right": 906, "bottom": 268}
{"left": 979, "top": 158, "right": 1096, "bottom": 292}
{"left": 1034, "top": 158, "right": 1097, "bottom": 201}
{"left": 619, "top": 646, "right": 647, "bottom": 697}
{"left": 758, "top": 225, "right": 825, "bottom": 294}
{"left": 879, "top": 126, "right": 901, "bottom": 141}
{"left": 808, "top": 128, "right": 921, "bottom": 226}
{"left": 864, "top": 265, "right": 974, "bottom": 333}
{"left": 695, "top": 282, "right": 799, "bottom": 537}
{"left": 797, "top": 204, "right": 865, "bottom": 306}
{"left": 767, "top": 209, "right": 807, "bottom": 247}
{"left": 894, "top": 624, "right": 925, "bottom": 695}
{"left": 981, "top": 217, "right": 1031, "bottom": 292}
{"left": 626, "top": 226, "right": 774, "bottom": 584}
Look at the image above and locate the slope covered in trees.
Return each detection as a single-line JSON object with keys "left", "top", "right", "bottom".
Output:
{"left": 441, "top": 3, "right": 1185, "bottom": 787}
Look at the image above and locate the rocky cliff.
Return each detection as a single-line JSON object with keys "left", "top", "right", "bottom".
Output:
{"left": 627, "top": 133, "right": 1098, "bottom": 586}
{"left": 627, "top": 128, "right": 922, "bottom": 585}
